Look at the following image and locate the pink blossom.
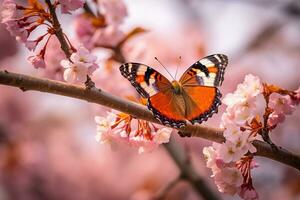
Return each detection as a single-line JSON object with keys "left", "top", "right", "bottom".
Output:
{"left": 61, "top": 60, "right": 88, "bottom": 82}
{"left": 214, "top": 167, "right": 243, "bottom": 195}
{"left": 218, "top": 74, "right": 262, "bottom": 162}
{"left": 223, "top": 124, "right": 241, "bottom": 139}
{"left": 293, "top": 86, "right": 300, "bottom": 105}
{"left": 229, "top": 102, "right": 257, "bottom": 126}
{"left": 27, "top": 55, "right": 46, "bottom": 69}
{"left": 25, "top": 40, "right": 38, "bottom": 51}
{"left": 204, "top": 74, "right": 265, "bottom": 198}
{"left": 1, "top": 0, "right": 28, "bottom": 43}
{"left": 267, "top": 112, "right": 286, "bottom": 127}
{"left": 239, "top": 187, "right": 259, "bottom": 200}
{"left": 94, "top": 111, "right": 172, "bottom": 153}
{"left": 1, "top": 0, "right": 16, "bottom": 23}
{"left": 0, "top": 23, "right": 18, "bottom": 60}
{"left": 92, "top": 26, "right": 125, "bottom": 47}
{"left": 217, "top": 141, "right": 245, "bottom": 163}
{"left": 236, "top": 74, "right": 263, "bottom": 99}
{"left": 59, "top": 0, "right": 85, "bottom": 14}
{"left": 267, "top": 92, "right": 300, "bottom": 127}
{"left": 73, "top": 0, "right": 127, "bottom": 48}
{"left": 73, "top": 14, "right": 95, "bottom": 48}
{"left": 222, "top": 75, "right": 262, "bottom": 127}
{"left": 203, "top": 146, "right": 218, "bottom": 169}
{"left": 153, "top": 128, "right": 172, "bottom": 144}
{"left": 224, "top": 125, "right": 257, "bottom": 155}
{"left": 99, "top": 0, "right": 128, "bottom": 26}
{"left": 73, "top": 14, "right": 125, "bottom": 49}
{"left": 60, "top": 46, "right": 99, "bottom": 83}
{"left": 231, "top": 132, "right": 257, "bottom": 154}
{"left": 269, "top": 93, "right": 295, "bottom": 115}
{"left": 43, "top": 37, "right": 66, "bottom": 79}
{"left": 71, "top": 46, "right": 97, "bottom": 63}
{"left": 95, "top": 114, "right": 118, "bottom": 146}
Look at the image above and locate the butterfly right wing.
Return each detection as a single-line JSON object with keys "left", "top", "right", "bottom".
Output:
{"left": 178, "top": 54, "right": 228, "bottom": 125}
{"left": 179, "top": 54, "right": 228, "bottom": 87}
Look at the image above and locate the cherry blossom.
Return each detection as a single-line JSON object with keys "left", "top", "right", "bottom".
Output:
{"left": 267, "top": 88, "right": 300, "bottom": 127}
{"left": 94, "top": 111, "right": 172, "bottom": 153}
{"left": 58, "top": 0, "right": 85, "bottom": 14}
{"left": 239, "top": 187, "right": 259, "bottom": 200}
{"left": 1, "top": 0, "right": 16, "bottom": 22}
{"left": 214, "top": 167, "right": 243, "bottom": 195}
{"left": 73, "top": 0, "right": 127, "bottom": 49}
{"left": 206, "top": 74, "right": 300, "bottom": 199}
{"left": 1, "top": 0, "right": 28, "bottom": 43}
{"left": 27, "top": 54, "right": 46, "bottom": 69}
{"left": 236, "top": 74, "right": 263, "bottom": 100}
{"left": 1, "top": 0, "right": 77, "bottom": 70}
{"left": 293, "top": 86, "right": 300, "bottom": 104}
{"left": 204, "top": 74, "right": 263, "bottom": 199}
{"left": 99, "top": 0, "right": 128, "bottom": 26}
{"left": 203, "top": 145, "right": 221, "bottom": 174}
{"left": 269, "top": 93, "right": 295, "bottom": 115}
{"left": 95, "top": 114, "right": 119, "bottom": 147}
{"left": 92, "top": 25, "right": 125, "bottom": 47}
{"left": 43, "top": 37, "right": 66, "bottom": 79}
{"left": 221, "top": 74, "right": 262, "bottom": 128}
{"left": 60, "top": 46, "right": 98, "bottom": 83}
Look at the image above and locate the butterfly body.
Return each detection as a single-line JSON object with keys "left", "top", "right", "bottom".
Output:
{"left": 120, "top": 54, "right": 228, "bottom": 128}
{"left": 171, "top": 80, "right": 183, "bottom": 94}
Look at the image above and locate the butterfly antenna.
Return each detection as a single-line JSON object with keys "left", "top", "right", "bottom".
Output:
{"left": 154, "top": 57, "right": 175, "bottom": 80}
{"left": 175, "top": 56, "right": 181, "bottom": 80}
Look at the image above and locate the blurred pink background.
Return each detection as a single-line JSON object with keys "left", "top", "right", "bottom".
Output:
{"left": 0, "top": 0, "right": 299, "bottom": 199}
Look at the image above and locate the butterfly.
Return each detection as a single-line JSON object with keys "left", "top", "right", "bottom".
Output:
{"left": 119, "top": 54, "right": 228, "bottom": 128}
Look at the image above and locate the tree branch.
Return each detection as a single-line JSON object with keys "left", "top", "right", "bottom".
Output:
{"left": 0, "top": 70, "right": 299, "bottom": 171}
{"left": 153, "top": 173, "right": 182, "bottom": 200}
{"left": 164, "top": 138, "right": 220, "bottom": 200}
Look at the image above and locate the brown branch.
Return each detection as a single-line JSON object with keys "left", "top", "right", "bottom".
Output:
{"left": 164, "top": 138, "right": 220, "bottom": 200}
{"left": 153, "top": 173, "right": 182, "bottom": 200}
{"left": 0, "top": 70, "right": 299, "bottom": 171}
{"left": 45, "top": 0, "right": 72, "bottom": 58}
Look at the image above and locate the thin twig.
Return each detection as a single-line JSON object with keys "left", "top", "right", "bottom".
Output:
{"left": 0, "top": 70, "right": 299, "bottom": 171}
{"left": 45, "top": 0, "right": 72, "bottom": 58}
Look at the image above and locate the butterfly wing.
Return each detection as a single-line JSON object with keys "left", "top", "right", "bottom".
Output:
{"left": 147, "top": 90, "right": 187, "bottom": 128}
{"left": 120, "top": 63, "right": 172, "bottom": 98}
{"left": 120, "top": 63, "right": 186, "bottom": 127}
{"left": 181, "top": 86, "right": 221, "bottom": 124}
{"left": 179, "top": 54, "right": 228, "bottom": 87}
{"left": 179, "top": 54, "right": 228, "bottom": 124}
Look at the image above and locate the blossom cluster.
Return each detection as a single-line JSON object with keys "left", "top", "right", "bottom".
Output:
{"left": 267, "top": 89, "right": 300, "bottom": 127}
{"left": 1, "top": 0, "right": 101, "bottom": 83}
{"left": 60, "top": 46, "right": 98, "bottom": 83}
{"left": 204, "top": 74, "right": 300, "bottom": 200}
{"left": 1, "top": 0, "right": 50, "bottom": 52}
{"left": 59, "top": 0, "right": 85, "bottom": 14}
{"left": 95, "top": 111, "right": 172, "bottom": 154}
{"left": 74, "top": 0, "right": 128, "bottom": 49}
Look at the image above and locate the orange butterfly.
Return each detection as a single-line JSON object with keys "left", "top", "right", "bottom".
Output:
{"left": 119, "top": 54, "right": 228, "bottom": 128}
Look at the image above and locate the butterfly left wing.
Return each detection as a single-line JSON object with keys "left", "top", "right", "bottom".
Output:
{"left": 120, "top": 63, "right": 172, "bottom": 98}
{"left": 179, "top": 54, "right": 228, "bottom": 87}
{"left": 120, "top": 63, "right": 187, "bottom": 127}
